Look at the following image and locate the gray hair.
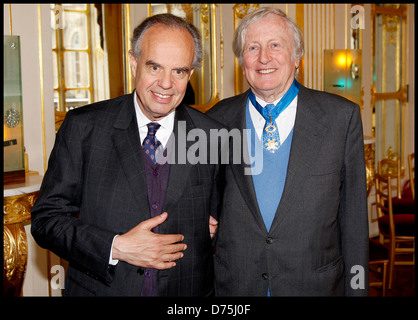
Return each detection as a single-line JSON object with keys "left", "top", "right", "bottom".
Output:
{"left": 233, "top": 7, "right": 304, "bottom": 66}
{"left": 130, "top": 13, "right": 203, "bottom": 69}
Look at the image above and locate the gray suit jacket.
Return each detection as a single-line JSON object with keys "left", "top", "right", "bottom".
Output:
{"left": 31, "top": 93, "right": 223, "bottom": 296}
{"left": 207, "top": 85, "right": 369, "bottom": 296}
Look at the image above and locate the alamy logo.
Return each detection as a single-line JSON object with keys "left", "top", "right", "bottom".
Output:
{"left": 350, "top": 265, "right": 365, "bottom": 290}
{"left": 154, "top": 121, "right": 264, "bottom": 175}
{"left": 51, "top": 4, "right": 64, "bottom": 30}
{"left": 50, "top": 265, "right": 65, "bottom": 290}
{"left": 351, "top": 5, "right": 365, "bottom": 30}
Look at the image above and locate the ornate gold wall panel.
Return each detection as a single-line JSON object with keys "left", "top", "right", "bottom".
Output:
{"left": 233, "top": 4, "right": 259, "bottom": 95}
{"left": 371, "top": 4, "right": 407, "bottom": 166}
{"left": 3, "top": 191, "right": 38, "bottom": 296}
{"left": 4, "top": 224, "right": 27, "bottom": 295}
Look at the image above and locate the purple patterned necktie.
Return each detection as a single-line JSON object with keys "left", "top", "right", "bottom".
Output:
{"left": 143, "top": 122, "right": 162, "bottom": 164}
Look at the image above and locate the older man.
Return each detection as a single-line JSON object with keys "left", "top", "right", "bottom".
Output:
{"left": 207, "top": 7, "right": 368, "bottom": 296}
{"left": 31, "top": 13, "right": 222, "bottom": 296}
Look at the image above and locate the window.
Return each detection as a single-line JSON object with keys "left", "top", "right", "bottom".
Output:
{"left": 51, "top": 4, "right": 109, "bottom": 113}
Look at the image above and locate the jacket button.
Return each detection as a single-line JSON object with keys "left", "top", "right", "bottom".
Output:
{"left": 262, "top": 273, "right": 269, "bottom": 280}
{"left": 266, "top": 237, "right": 273, "bottom": 244}
{"left": 137, "top": 267, "right": 144, "bottom": 275}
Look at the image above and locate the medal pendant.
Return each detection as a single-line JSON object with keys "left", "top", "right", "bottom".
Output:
{"left": 265, "top": 138, "right": 279, "bottom": 152}
{"left": 265, "top": 123, "right": 277, "bottom": 134}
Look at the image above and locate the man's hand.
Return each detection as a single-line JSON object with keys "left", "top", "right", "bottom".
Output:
{"left": 209, "top": 215, "right": 218, "bottom": 239}
{"left": 112, "top": 212, "right": 186, "bottom": 270}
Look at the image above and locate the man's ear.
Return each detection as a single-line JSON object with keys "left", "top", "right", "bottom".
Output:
{"left": 188, "top": 68, "right": 194, "bottom": 81}
{"left": 128, "top": 50, "right": 138, "bottom": 77}
{"left": 294, "top": 58, "right": 300, "bottom": 70}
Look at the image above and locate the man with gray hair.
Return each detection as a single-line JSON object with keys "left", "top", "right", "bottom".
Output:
{"left": 207, "top": 7, "right": 368, "bottom": 296}
{"left": 31, "top": 13, "right": 222, "bottom": 296}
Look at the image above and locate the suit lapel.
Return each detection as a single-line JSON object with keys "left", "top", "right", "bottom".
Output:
{"left": 227, "top": 91, "right": 267, "bottom": 233}
{"left": 159, "top": 105, "right": 194, "bottom": 234}
{"left": 269, "top": 86, "right": 328, "bottom": 233}
{"left": 111, "top": 93, "right": 150, "bottom": 218}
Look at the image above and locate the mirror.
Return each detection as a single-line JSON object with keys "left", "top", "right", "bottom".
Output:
{"left": 149, "top": 4, "right": 218, "bottom": 111}
{"left": 4, "top": 35, "right": 26, "bottom": 184}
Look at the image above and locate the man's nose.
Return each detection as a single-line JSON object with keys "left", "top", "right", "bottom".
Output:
{"left": 158, "top": 70, "right": 173, "bottom": 89}
{"left": 258, "top": 47, "right": 272, "bottom": 64}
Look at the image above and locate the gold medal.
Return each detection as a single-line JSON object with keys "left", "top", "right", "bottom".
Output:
{"left": 265, "top": 124, "right": 277, "bottom": 134}
{"left": 265, "top": 138, "right": 279, "bottom": 152}
{"left": 265, "top": 114, "right": 277, "bottom": 134}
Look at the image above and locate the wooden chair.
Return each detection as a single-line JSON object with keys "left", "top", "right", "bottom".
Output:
{"left": 369, "top": 238, "right": 389, "bottom": 296}
{"left": 377, "top": 157, "right": 415, "bottom": 214}
{"left": 374, "top": 173, "right": 415, "bottom": 290}
{"left": 408, "top": 153, "right": 415, "bottom": 199}
{"left": 378, "top": 157, "right": 404, "bottom": 200}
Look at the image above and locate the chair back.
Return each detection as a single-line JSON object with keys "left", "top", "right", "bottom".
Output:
{"left": 378, "top": 158, "right": 402, "bottom": 199}
{"left": 374, "top": 171, "right": 415, "bottom": 291}
{"left": 374, "top": 173, "right": 395, "bottom": 240}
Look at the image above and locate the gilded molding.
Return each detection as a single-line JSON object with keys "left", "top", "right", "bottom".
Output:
{"left": 371, "top": 4, "right": 407, "bottom": 164}
{"left": 220, "top": 4, "right": 224, "bottom": 99}
{"left": 233, "top": 4, "right": 259, "bottom": 19}
{"left": 3, "top": 224, "right": 27, "bottom": 283}
{"left": 37, "top": 4, "right": 47, "bottom": 173}
{"left": 123, "top": 4, "right": 133, "bottom": 94}
{"left": 192, "top": 4, "right": 220, "bottom": 112}
{"left": 364, "top": 142, "right": 376, "bottom": 195}
{"left": 200, "top": 4, "right": 210, "bottom": 40}
{"left": 3, "top": 191, "right": 38, "bottom": 224}
{"left": 233, "top": 4, "right": 259, "bottom": 95}
{"left": 3, "top": 191, "right": 38, "bottom": 295}
{"left": 9, "top": 4, "right": 13, "bottom": 35}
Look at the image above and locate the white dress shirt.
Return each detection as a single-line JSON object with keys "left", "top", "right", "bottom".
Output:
{"left": 249, "top": 94, "right": 298, "bottom": 144}
{"left": 134, "top": 93, "right": 175, "bottom": 149}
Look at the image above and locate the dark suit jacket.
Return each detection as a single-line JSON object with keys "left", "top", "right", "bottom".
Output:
{"left": 207, "top": 85, "right": 369, "bottom": 296}
{"left": 31, "top": 93, "right": 223, "bottom": 296}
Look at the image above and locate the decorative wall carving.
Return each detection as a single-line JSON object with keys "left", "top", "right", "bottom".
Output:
{"left": 3, "top": 191, "right": 38, "bottom": 296}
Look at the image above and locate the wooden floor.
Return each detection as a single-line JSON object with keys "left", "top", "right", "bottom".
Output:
{"left": 369, "top": 264, "right": 415, "bottom": 296}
